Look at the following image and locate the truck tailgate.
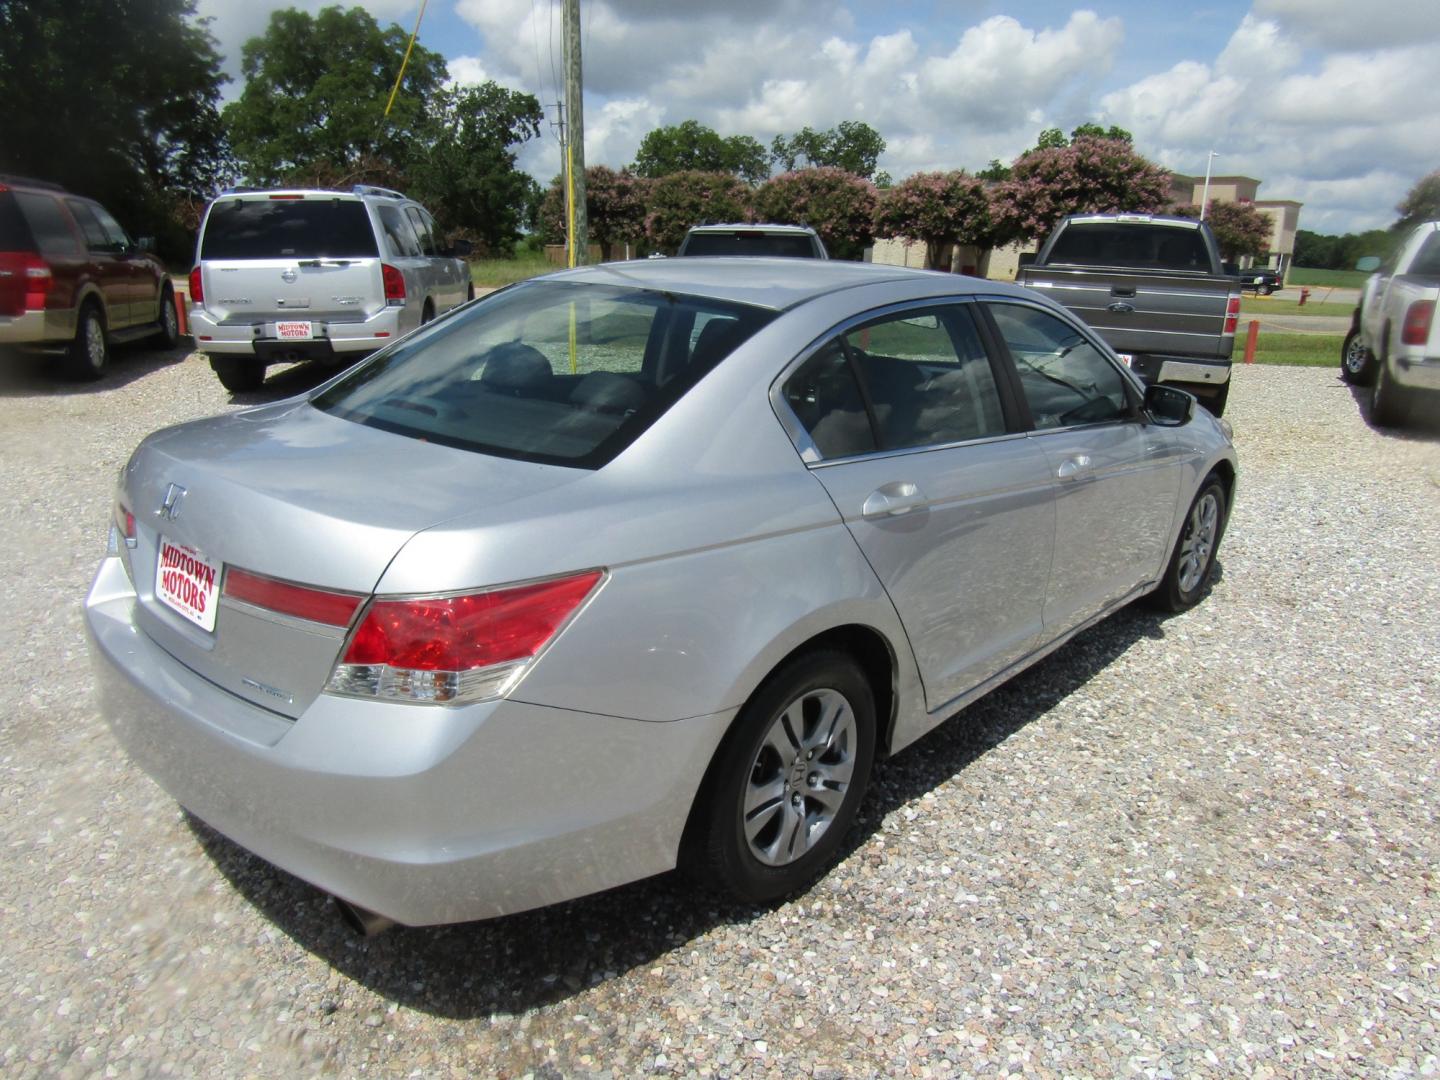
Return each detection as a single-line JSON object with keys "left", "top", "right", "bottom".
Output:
{"left": 1019, "top": 266, "right": 1236, "bottom": 360}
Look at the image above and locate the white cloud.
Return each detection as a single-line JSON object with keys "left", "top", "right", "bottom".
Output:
{"left": 1253, "top": 0, "right": 1440, "bottom": 50}
{"left": 446, "top": 55, "right": 491, "bottom": 87}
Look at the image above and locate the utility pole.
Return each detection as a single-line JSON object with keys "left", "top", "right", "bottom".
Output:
{"left": 1199, "top": 150, "right": 1217, "bottom": 221}
{"left": 563, "top": 0, "right": 588, "bottom": 266}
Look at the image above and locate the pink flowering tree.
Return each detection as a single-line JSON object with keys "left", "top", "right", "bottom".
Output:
{"left": 991, "top": 136, "right": 1172, "bottom": 246}
{"left": 1173, "top": 200, "right": 1272, "bottom": 260}
{"left": 751, "top": 168, "right": 879, "bottom": 260}
{"left": 872, "top": 171, "right": 994, "bottom": 269}
{"left": 539, "top": 165, "right": 650, "bottom": 260}
{"left": 644, "top": 171, "right": 751, "bottom": 252}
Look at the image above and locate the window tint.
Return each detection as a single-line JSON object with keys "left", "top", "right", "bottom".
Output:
{"left": 1048, "top": 223, "right": 1211, "bottom": 271}
{"left": 90, "top": 205, "right": 132, "bottom": 251}
{"left": 0, "top": 193, "right": 31, "bottom": 249}
{"left": 378, "top": 204, "right": 422, "bottom": 257}
{"left": 1411, "top": 232, "right": 1440, "bottom": 277}
{"left": 681, "top": 232, "right": 817, "bottom": 258}
{"left": 66, "top": 200, "right": 112, "bottom": 252}
{"left": 988, "top": 303, "right": 1131, "bottom": 429}
{"left": 406, "top": 207, "right": 438, "bottom": 256}
{"left": 13, "top": 193, "right": 80, "bottom": 256}
{"left": 314, "top": 281, "right": 775, "bottom": 468}
{"left": 783, "top": 305, "right": 1007, "bottom": 458}
{"left": 200, "top": 198, "right": 379, "bottom": 259}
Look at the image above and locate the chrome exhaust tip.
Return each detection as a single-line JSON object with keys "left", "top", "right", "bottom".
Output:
{"left": 336, "top": 897, "right": 396, "bottom": 937}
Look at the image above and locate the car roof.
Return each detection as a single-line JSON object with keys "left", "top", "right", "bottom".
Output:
{"left": 212, "top": 186, "right": 409, "bottom": 203}
{"left": 539, "top": 257, "right": 1010, "bottom": 312}
{"left": 685, "top": 222, "right": 818, "bottom": 235}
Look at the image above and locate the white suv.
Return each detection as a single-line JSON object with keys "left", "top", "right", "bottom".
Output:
{"left": 188, "top": 186, "right": 473, "bottom": 391}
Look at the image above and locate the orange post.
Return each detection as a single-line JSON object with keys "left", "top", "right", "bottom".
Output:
{"left": 175, "top": 289, "right": 189, "bottom": 336}
{"left": 1243, "top": 319, "right": 1259, "bottom": 364}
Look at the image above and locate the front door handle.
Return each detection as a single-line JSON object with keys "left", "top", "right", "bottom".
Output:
{"left": 1056, "top": 454, "right": 1092, "bottom": 480}
{"left": 862, "top": 481, "right": 926, "bottom": 519}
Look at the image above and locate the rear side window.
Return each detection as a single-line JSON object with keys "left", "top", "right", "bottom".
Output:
{"left": 14, "top": 193, "right": 80, "bottom": 256}
{"left": 200, "top": 198, "right": 379, "bottom": 259}
{"left": 377, "top": 204, "right": 422, "bottom": 257}
{"left": 1048, "top": 223, "right": 1211, "bottom": 271}
{"left": 0, "top": 192, "right": 35, "bottom": 251}
{"left": 1410, "top": 231, "right": 1440, "bottom": 277}
{"left": 987, "top": 303, "right": 1131, "bottom": 429}
{"left": 314, "top": 281, "right": 775, "bottom": 468}
{"left": 681, "top": 232, "right": 817, "bottom": 258}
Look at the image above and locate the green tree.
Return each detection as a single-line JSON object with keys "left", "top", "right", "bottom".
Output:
{"left": 0, "top": 0, "right": 230, "bottom": 259}
{"left": 1035, "top": 127, "right": 1069, "bottom": 150}
{"left": 1394, "top": 169, "right": 1440, "bottom": 232}
{"left": 405, "top": 83, "right": 542, "bottom": 256}
{"left": 976, "top": 159, "right": 1012, "bottom": 182}
{"left": 1069, "top": 122, "right": 1132, "bottom": 143}
{"left": 770, "top": 121, "right": 886, "bottom": 180}
{"left": 643, "top": 171, "right": 751, "bottom": 251}
{"left": 224, "top": 6, "right": 449, "bottom": 183}
{"left": 631, "top": 121, "right": 769, "bottom": 184}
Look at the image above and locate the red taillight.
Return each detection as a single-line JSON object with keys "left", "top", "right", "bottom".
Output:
{"left": 329, "top": 570, "right": 603, "bottom": 705}
{"left": 1402, "top": 300, "right": 1434, "bottom": 346}
{"left": 268, "top": 193, "right": 304, "bottom": 200}
{"left": 223, "top": 567, "right": 362, "bottom": 627}
{"left": 0, "top": 252, "right": 52, "bottom": 316}
{"left": 1223, "top": 295, "right": 1241, "bottom": 336}
{"left": 188, "top": 266, "right": 203, "bottom": 306}
{"left": 381, "top": 263, "right": 406, "bottom": 303}
{"left": 112, "top": 503, "right": 136, "bottom": 549}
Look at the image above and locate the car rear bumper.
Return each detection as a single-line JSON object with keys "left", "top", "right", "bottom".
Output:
{"left": 1123, "top": 354, "right": 1232, "bottom": 387}
{"left": 188, "top": 303, "right": 409, "bottom": 358}
{"left": 0, "top": 308, "right": 71, "bottom": 346}
{"left": 85, "top": 554, "right": 731, "bottom": 926}
{"left": 1391, "top": 353, "right": 1440, "bottom": 393}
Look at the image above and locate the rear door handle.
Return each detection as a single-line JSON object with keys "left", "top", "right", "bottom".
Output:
{"left": 1056, "top": 454, "right": 1092, "bottom": 480}
{"left": 861, "top": 481, "right": 927, "bottom": 519}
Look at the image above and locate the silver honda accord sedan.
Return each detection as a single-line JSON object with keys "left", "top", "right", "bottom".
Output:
{"left": 86, "top": 258, "right": 1237, "bottom": 929}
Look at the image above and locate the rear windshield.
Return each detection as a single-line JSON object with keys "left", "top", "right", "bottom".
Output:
{"left": 1048, "top": 223, "right": 1212, "bottom": 271}
{"left": 681, "top": 232, "right": 817, "bottom": 258}
{"left": 200, "top": 197, "right": 378, "bottom": 260}
{"left": 313, "top": 281, "right": 776, "bottom": 469}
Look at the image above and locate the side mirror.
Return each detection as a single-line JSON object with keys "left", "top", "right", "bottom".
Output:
{"left": 1355, "top": 256, "right": 1381, "bottom": 272}
{"left": 1144, "top": 383, "right": 1195, "bottom": 426}
{"left": 446, "top": 238, "right": 473, "bottom": 258}
{"left": 137, "top": 236, "right": 156, "bottom": 253}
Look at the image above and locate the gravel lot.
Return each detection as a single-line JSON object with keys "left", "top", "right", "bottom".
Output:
{"left": 1, "top": 345, "right": 1437, "bottom": 1078}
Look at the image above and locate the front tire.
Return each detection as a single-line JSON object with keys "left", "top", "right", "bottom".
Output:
{"left": 691, "top": 650, "right": 876, "bottom": 904}
{"left": 63, "top": 302, "right": 108, "bottom": 380}
{"left": 1151, "top": 477, "right": 1228, "bottom": 613}
{"left": 210, "top": 355, "right": 265, "bottom": 393}
{"left": 1340, "top": 328, "right": 1377, "bottom": 386}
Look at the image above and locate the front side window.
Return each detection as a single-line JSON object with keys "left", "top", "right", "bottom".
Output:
{"left": 987, "top": 303, "right": 1131, "bottom": 430}
{"left": 65, "top": 200, "right": 112, "bottom": 252}
{"left": 406, "top": 207, "right": 438, "bottom": 256}
{"left": 781, "top": 305, "right": 1007, "bottom": 459}
{"left": 90, "top": 205, "right": 132, "bottom": 251}
{"left": 314, "top": 281, "right": 775, "bottom": 468}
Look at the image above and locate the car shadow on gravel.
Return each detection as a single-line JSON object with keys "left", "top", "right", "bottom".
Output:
{"left": 187, "top": 593, "right": 1190, "bottom": 1020}
{"left": 1345, "top": 381, "right": 1440, "bottom": 439}
{"left": 0, "top": 341, "right": 191, "bottom": 396}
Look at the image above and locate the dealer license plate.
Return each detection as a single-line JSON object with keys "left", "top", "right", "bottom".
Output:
{"left": 156, "top": 536, "right": 221, "bottom": 633}
{"left": 276, "top": 320, "right": 313, "bottom": 340}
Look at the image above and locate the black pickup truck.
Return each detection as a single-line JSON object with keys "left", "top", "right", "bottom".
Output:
{"left": 1016, "top": 214, "right": 1242, "bottom": 416}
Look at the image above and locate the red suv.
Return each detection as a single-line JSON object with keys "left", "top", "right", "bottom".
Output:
{"left": 0, "top": 176, "right": 179, "bottom": 378}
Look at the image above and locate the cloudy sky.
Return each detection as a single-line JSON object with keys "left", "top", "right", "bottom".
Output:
{"left": 196, "top": 0, "right": 1440, "bottom": 234}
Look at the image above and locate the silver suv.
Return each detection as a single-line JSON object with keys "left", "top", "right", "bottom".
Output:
{"left": 188, "top": 186, "right": 473, "bottom": 391}
{"left": 677, "top": 223, "right": 828, "bottom": 258}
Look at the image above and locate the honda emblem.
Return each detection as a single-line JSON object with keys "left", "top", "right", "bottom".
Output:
{"left": 158, "top": 483, "right": 187, "bottom": 521}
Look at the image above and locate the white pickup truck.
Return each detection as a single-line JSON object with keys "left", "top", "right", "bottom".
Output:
{"left": 1341, "top": 220, "right": 1440, "bottom": 425}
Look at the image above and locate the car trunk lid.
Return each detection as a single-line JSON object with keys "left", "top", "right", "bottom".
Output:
{"left": 119, "top": 401, "right": 587, "bottom": 719}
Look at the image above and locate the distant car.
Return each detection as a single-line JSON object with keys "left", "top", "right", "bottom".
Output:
{"left": 678, "top": 223, "right": 828, "bottom": 258}
{"left": 87, "top": 258, "right": 1235, "bottom": 931}
{"left": 187, "top": 185, "right": 473, "bottom": 392}
{"left": 1237, "top": 266, "right": 1282, "bottom": 295}
{"left": 0, "top": 175, "right": 178, "bottom": 378}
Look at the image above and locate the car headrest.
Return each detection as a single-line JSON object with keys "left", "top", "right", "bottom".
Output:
{"left": 480, "top": 342, "right": 553, "bottom": 391}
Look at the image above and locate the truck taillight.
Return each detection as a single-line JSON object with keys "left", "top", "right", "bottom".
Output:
{"left": 382, "top": 263, "right": 406, "bottom": 304}
{"left": 1223, "top": 295, "right": 1241, "bottom": 336}
{"left": 327, "top": 570, "right": 603, "bottom": 706}
{"left": 188, "top": 266, "right": 203, "bottom": 306}
{"left": 1402, "top": 300, "right": 1434, "bottom": 346}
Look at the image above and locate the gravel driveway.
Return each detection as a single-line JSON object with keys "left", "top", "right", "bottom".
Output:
{"left": 2, "top": 347, "right": 1437, "bottom": 1078}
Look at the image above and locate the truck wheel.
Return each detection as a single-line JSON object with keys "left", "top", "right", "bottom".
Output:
{"left": 62, "top": 301, "right": 108, "bottom": 380}
{"left": 210, "top": 355, "right": 265, "bottom": 393}
{"left": 1259, "top": 285, "right": 1274, "bottom": 296}
{"left": 1339, "top": 329, "right": 1377, "bottom": 386}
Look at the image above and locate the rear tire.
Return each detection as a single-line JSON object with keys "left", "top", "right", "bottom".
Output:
{"left": 1150, "top": 476, "right": 1227, "bottom": 613}
{"left": 210, "top": 355, "right": 265, "bottom": 392}
{"left": 1370, "top": 353, "right": 1410, "bottom": 427}
{"left": 62, "top": 302, "right": 108, "bottom": 380}
{"left": 1340, "top": 328, "right": 1377, "bottom": 386}
{"left": 156, "top": 286, "right": 180, "bottom": 349}
{"left": 689, "top": 650, "right": 876, "bottom": 905}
